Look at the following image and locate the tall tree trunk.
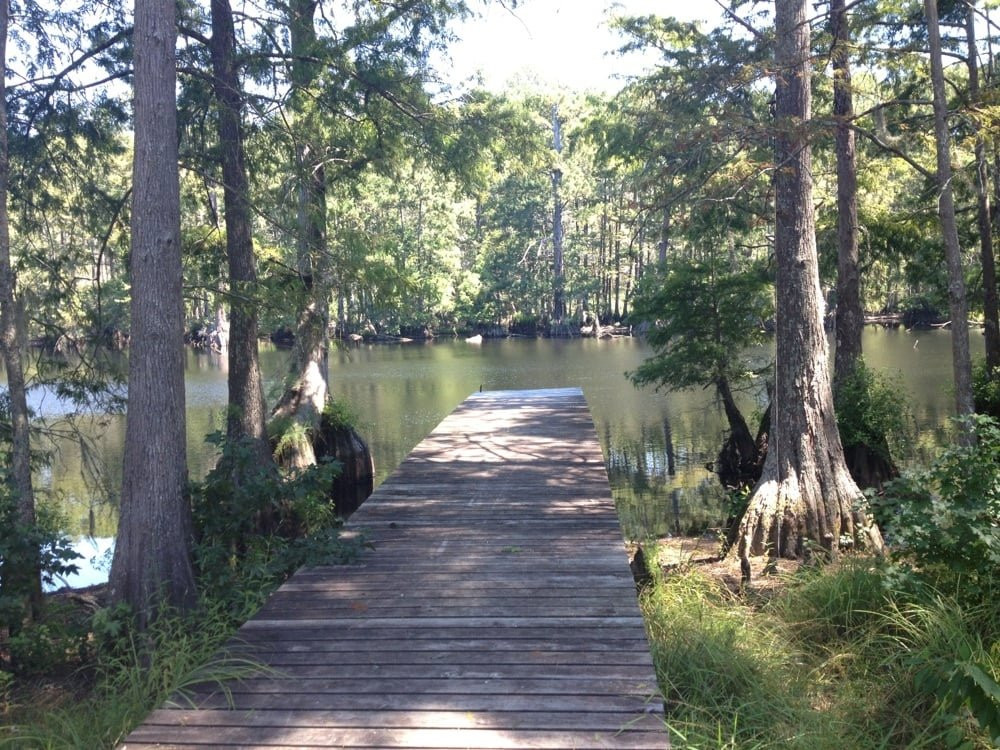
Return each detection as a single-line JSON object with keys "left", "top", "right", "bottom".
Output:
{"left": 831, "top": 0, "right": 863, "bottom": 388}
{"left": 0, "top": 0, "right": 41, "bottom": 619}
{"left": 551, "top": 103, "right": 565, "bottom": 322}
{"left": 734, "top": 0, "right": 883, "bottom": 580}
{"left": 110, "top": 0, "right": 197, "bottom": 626}
{"left": 210, "top": 0, "right": 272, "bottom": 470}
{"left": 657, "top": 205, "right": 670, "bottom": 266}
{"left": 271, "top": 0, "right": 329, "bottom": 469}
{"left": 966, "top": 1, "right": 1000, "bottom": 371}
{"left": 925, "top": 0, "right": 975, "bottom": 422}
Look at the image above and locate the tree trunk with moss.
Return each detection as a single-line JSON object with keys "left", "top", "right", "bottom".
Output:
{"left": 734, "top": 0, "right": 883, "bottom": 581}
{"left": 269, "top": 0, "right": 373, "bottom": 503}
{"left": 269, "top": 0, "right": 330, "bottom": 470}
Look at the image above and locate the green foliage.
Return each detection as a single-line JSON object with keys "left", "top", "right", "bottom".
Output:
{"left": 3, "top": 603, "right": 267, "bottom": 749}
{"left": 322, "top": 397, "right": 358, "bottom": 431}
{"left": 768, "top": 558, "right": 887, "bottom": 643}
{"left": 190, "top": 434, "right": 363, "bottom": 618}
{"left": 972, "top": 360, "right": 1000, "bottom": 420}
{"left": 8, "top": 623, "right": 72, "bottom": 677}
{"left": 0, "top": 482, "right": 80, "bottom": 639}
{"left": 643, "top": 559, "right": 1000, "bottom": 748}
{"left": 629, "top": 258, "right": 772, "bottom": 393}
{"left": 880, "top": 595, "right": 1000, "bottom": 749}
{"left": 834, "top": 360, "right": 912, "bottom": 461}
{"left": 873, "top": 414, "right": 1000, "bottom": 602}
{"left": 0, "top": 669, "right": 11, "bottom": 711}
{"left": 269, "top": 419, "right": 313, "bottom": 466}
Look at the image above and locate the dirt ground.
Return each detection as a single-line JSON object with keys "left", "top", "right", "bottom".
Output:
{"left": 632, "top": 536, "right": 803, "bottom": 597}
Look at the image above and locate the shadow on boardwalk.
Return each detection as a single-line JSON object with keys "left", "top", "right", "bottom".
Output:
{"left": 122, "top": 388, "right": 668, "bottom": 749}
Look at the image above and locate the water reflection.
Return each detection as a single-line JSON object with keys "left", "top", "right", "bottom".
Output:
{"left": 12, "top": 328, "right": 977, "bottom": 548}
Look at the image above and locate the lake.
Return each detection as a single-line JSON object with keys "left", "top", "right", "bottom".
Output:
{"left": 20, "top": 327, "right": 975, "bottom": 587}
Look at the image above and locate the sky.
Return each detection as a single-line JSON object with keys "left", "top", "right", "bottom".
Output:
{"left": 439, "top": 0, "right": 723, "bottom": 94}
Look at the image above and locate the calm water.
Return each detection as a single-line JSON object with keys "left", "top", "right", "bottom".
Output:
{"left": 18, "top": 327, "right": 977, "bottom": 586}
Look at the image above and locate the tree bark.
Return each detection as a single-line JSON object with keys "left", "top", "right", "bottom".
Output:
{"left": 551, "top": 103, "right": 565, "bottom": 322}
{"left": 966, "top": 1, "right": 1000, "bottom": 371}
{"left": 734, "top": 0, "right": 883, "bottom": 579}
{"left": 271, "top": 0, "right": 329, "bottom": 469}
{"left": 715, "top": 376, "right": 761, "bottom": 490}
{"left": 657, "top": 205, "right": 670, "bottom": 266}
{"left": 831, "top": 0, "right": 863, "bottom": 388}
{"left": 925, "top": 0, "right": 975, "bottom": 422}
{"left": 109, "top": 0, "right": 197, "bottom": 626}
{"left": 0, "top": 0, "right": 42, "bottom": 618}
{"left": 210, "top": 0, "right": 272, "bottom": 470}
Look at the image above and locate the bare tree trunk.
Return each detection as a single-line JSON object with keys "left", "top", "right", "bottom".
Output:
{"left": 210, "top": 0, "right": 272, "bottom": 470}
{"left": 966, "top": 1, "right": 1000, "bottom": 371}
{"left": 925, "top": 0, "right": 975, "bottom": 422}
{"left": 735, "top": 0, "right": 883, "bottom": 581}
{"left": 657, "top": 205, "right": 669, "bottom": 266}
{"left": 831, "top": 0, "right": 863, "bottom": 388}
{"left": 110, "top": 0, "right": 197, "bottom": 626}
{"left": 0, "top": 0, "right": 41, "bottom": 619}
{"left": 551, "top": 103, "right": 565, "bottom": 322}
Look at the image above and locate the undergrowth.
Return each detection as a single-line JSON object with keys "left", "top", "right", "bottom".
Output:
{"left": 1, "top": 432, "right": 365, "bottom": 748}
{"left": 642, "top": 559, "right": 1000, "bottom": 749}
{"left": 1, "top": 602, "right": 265, "bottom": 749}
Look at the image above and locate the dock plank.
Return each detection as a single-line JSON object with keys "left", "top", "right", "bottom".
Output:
{"left": 121, "top": 388, "right": 666, "bottom": 749}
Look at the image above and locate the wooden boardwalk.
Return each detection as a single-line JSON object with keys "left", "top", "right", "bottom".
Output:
{"left": 123, "top": 387, "right": 667, "bottom": 749}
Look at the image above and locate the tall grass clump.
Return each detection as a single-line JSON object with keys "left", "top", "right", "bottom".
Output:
{"left": 1, "top": 602, "right": 267, "bottom": 749}
{"left": 768, "top": 557, "right": 886, "bottom": 644}
{"left": 641, "top": 567, "right": 850, "bottom": 748}
{"left": 643, "top": 555, "right": 1000, "bottom": 749}
{"left": 871, "top": 593, "right": 1000, "bottom": 749}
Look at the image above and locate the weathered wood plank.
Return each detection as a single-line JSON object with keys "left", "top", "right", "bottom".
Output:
{"left": 124, "top": 725, "right": 667, "bottom": 750}
{"left": 174, "top": 692, "right": 659, "bottom": 714}
{"left": 252, "top": 650, "right": 655, "bottom": 667}
{"left": 140, "top": 708, "right": 664, "bottom": 733}
{"left": 120, "top": 388, "right": 667, "bottom": 749}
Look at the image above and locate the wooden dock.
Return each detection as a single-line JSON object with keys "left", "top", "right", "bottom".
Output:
{"left": 123, "top": 387, "right": 667, "bottom": 749}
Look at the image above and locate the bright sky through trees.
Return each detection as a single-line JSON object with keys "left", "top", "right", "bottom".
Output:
{"left": 442, "top": 0, "right": 722, "bottom": 93}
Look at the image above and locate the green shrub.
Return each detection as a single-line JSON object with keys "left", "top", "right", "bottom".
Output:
{"left": 871, "top": 415, "right": 1000, "bottom": 745}
{"left": 972, "top": 360, "right": 1000, "bottom": 420}
{"left": 0, "top": 669, "right": 12, "bottom": 711}
{"left": 834, "top": 360, "right": 912, "bottom": 464}
{"left": 0, "top": 479, "right": 80, "bottom": 638}
{"left": 5, "top": 603, "right": 267, "bottom": 749}
{"left": 190, "top": 434, "right": 364, "bottom": 619}
{"left": 322, "top": 397, "right": 358, "bottom": 431}
{"left": 873, "top": 414, "right": 1000, "bottom": 602}
{"left": 8, "top": 624, "right": 67, "bottom": 676}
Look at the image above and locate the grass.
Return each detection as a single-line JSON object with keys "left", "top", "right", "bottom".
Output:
{"left": 641, "top": 553, "right": 1000, "bottom": 749}
{"left": 0, "top": 601, "right": 267, "bottom": 749}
